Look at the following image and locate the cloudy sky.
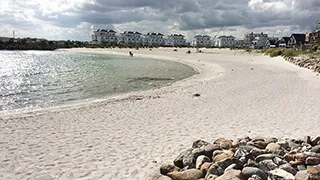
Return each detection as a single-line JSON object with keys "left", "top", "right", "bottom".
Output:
{"left": 0, "top": 0, "right": 319, "bottom": 41}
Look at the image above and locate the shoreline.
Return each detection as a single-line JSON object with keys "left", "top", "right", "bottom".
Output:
{"left": 0, "top": 48, "right": 211, "bottom": 119}
{"left": 0, "top": 48, "right": 320, "bottom": 180}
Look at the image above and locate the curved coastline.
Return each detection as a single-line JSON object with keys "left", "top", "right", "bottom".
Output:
{"left": 1, "top": 48, "right": 320, "bottom": 180}
{"left": 0, "top": 48, "right": 219, "bottom": 119}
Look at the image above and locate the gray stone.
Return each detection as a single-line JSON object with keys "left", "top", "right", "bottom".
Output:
{"left": 297, "top": 165, "right": 306, "bottom": 171}
{"left": 192, "top": 140, "right": 210, "bottom": 148}
{"left": 268, "top": 169, "right": 295, "bottom": 180}
{"left": 217, "top": 158, "right": 242, "bottom": 170}
{"left": 242, "top": 167, "right": 267, "bottom": 180}
{"left": 273, "top": 157, "right": 287, "bottom": 166}
{"left": 266, "top": 137, "right": 278, "bottom": 144}
{"left": 196, "top": 155, "right": 211, "bottom": 169}
{"left": 311, "top": 136, "right": 320, "bottom": 146}
{"left": 204, "top": 144, "right": 221, "bottom": 159}
{"left": 234, "top": 148, "right": 249, "bottom": 159}
{"left": 265, "top": 143, "right": 281, "bottom": 153}
{"left": 295, "top": 170, "right": 310, "bottom": 180}
{"left": 160, "top": 164, "right": 181, "bottom": 176}
{"left": 279, "top": 163, "right": 297, "bottom": 175}
{"left": 255, "top": 154, "right": 277, "bottom": 162}
{"left": 306, "top": 157, "right": 320, "bottom": 165}
{"left": 216, "top": 169, "right": 242, "bottom": 180}
{"left": 167, "top": 169, "right": 204, "bottom": 180}
{"left": 225, "top": 163, "right": 237, "bottom": 172}
{"left": 277, "top": 141, "right": 289, "bottom": 149}
{"left": 260, "top": 159, "right": 278, "bottom": 171}
{"left": 174, "top": 148, "right": 194, "bottom": 168}
{"left": 310, "top": 145, "right": 320, "bottom": 153}
{"left": 206, "top": 164, "right": 224, "bottom": 177}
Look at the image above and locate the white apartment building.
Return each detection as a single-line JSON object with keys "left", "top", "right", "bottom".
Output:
{"left": 166, "top": 34, "right": 187, "bottom": 46}
{"left": 143, "top": 33, "right": 165, "bottom": 46}
{"left": 91, "top": 29, "right": 118, "bottom": 44}
{"left": 214, "top": 36, "right": 236, "bottom": 47}
{"left": 244, "top": 32, "right": 269, "bottom": 48}
{"left": 118, "top": 31, "right": 143, "bottom": 45}
{"left": 193, "top": 35, "right": 211, "bottom": 47}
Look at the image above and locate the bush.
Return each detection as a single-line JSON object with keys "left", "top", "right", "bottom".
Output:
{"left": 269, "top": 49, "right": 283, "bottom": 57}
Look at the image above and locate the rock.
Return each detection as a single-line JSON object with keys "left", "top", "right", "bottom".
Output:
{"left": 214, "top": 138, "right": 227, "bottom": 145}
{"left": 215, "top": 169, "right": 242, "bottom": 180}
{"left": 213, "top": 150, "right": 224, "bottom": 158}
{"left": 182, "top": 148, "right": 210, "bottom": 168}
{"left": 279, "top": 163, "right": 297, "bottom": 175}
{"left": 192, "top": 140, "right": 210, "bottom": 148}
{"left": 307, "top": 165, "right": 320, "bottom": 175}
{"left": 206, "top": 164, "right": 224, "bottom": 177}
{"left": 255, "top": 154, "right": 277, "bottom": 162}
{"left": 310, "top": 145, "right": 320, "bottom": 153}
{"left": 174, "top": 148, "right": 194, "bottom": 168}
{"left": 167, "top": 169, "right": 204, "bottom": 180}
{"left": 204, "top": 144, "right": 221, "bottom": 159}
{"left": 277, "top": 141, "right": 289, "bottom": 149}
{"left": 311, "top": 137, "right": 320, "bottom": 146}
{"left": 213, "top": 151, "right": 234, "bottom": 163}
{"left": 234, "top": 148, "right": 249, "bottom": 159}
{"left": 295, "top": 170, "right": 310, "bottom": 180}
{"left": 248, "top": 175, "right": 262, "bottom": 180}
{"left": 288, "top": 141, "right": 300, "bottom": 150}
{"left": 248, "top": 141, "right": 268, "bottom": 149}
{"left": 268, "top": 169, "right": 295, "bottom": 180}
{"left": 196, "top": 155, "right": 211, "bottom": 169}
{"left": 206, "top": 174, "right": 219, "bottom": 180}
{"left": 289, "top": 159, "right": 304, "bottom": 166}
{"left": 297, "top": 165, "right": 307, "bottom": 171}
{"left": 260, "top": 159, "right": 278, "bottom": 171}
{"left": 225, "top": 163, "right": 237, "bottom": 172}
{"left": 266, "top": 143, "right": 281, "bottom": 153}
{"left": 200, "top": 162, "right": 212, "bottom": 174}
{"left": 306, "top": 157, "right": 320, "bottom": 165}
{"left": 273, "top": 157, "right": 287, "bottom": 166}
{"left": 193, "top": 93, "right": 201, "bottom": 97}
{"left": 242, "top": 167, "right": 267, "bottom": 180}
{"left": 266, "top": 137, "right": 278, "bottom": 144}
{"left": 304, "top": 136, "right": 312, "bottom": 144}
{"left": 220, "top": 140, "right": 233, "bottom": 150}
{"left": 217, "top": 158, "right": 242, "bottom": 170}
{"left": 160, "top": 164, "right": 181, "bottom": 176}
{"left": 249, "top": 147, "right": 265, "bottom": 158}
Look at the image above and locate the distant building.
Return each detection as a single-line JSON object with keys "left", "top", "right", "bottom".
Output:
{"left": 288, "top": 34, "right": 306, "bottom": 48}
{"left": 166, "top": 34, "right": 187, "bottom": 46}
{"left": 244, "top": 32, "right": 269, "bottom": 48}
{"left": 193, "top": 35, "right": 211, "bottom": 47}
{"left": 234, "top": 40, "right": 245, "bottom": 48}
{"left": 215, "top": 36, "right": 236, "bottom": 47}
{"left": 118, "top": 31, "right": 143, "bottom": 45}
{"left": 91, "top": 29, "right": 118, "bottom": 44}
{"left": 278, "top": 37, "right": 290, "bottom": 48}
{"left": 143, "top": 33, "right": 165, "bottom": 46}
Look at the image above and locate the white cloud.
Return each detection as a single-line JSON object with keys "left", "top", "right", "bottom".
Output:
{"left": 248, "top": 0, "right": 291, "bottom": 12}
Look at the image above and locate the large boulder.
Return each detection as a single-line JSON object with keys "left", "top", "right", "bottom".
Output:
{"left": 174, "top": 148, "right": 194, "bottom": 168}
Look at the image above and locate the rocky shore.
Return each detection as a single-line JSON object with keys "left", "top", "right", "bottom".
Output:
{"left": 284, "top": 56, "right": 320, "bottom": 74}
{"left": 159, "top": 136, "right": 320, "bottom": 180}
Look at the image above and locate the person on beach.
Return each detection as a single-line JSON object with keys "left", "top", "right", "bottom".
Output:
{"left": 129, "top": 51, "right": 133, "bottom": 57}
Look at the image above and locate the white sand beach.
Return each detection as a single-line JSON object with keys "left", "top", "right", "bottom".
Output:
{"left": 0, "top": 48, "right": 320, "bottom": 180}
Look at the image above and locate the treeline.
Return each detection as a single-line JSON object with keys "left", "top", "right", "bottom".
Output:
{"left": 0, "top": 38, "right": 194, "bottom": 51}
{"left": 0, "top": 39, "right": 90, "bottom": 51}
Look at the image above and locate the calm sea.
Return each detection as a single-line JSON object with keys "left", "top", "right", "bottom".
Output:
{"left": 0, "top": 50, "right": 195, "bottom": 111}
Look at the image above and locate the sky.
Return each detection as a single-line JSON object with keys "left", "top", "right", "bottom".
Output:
{"left": 0, "top": 0, "right": 319, "bottom": 41}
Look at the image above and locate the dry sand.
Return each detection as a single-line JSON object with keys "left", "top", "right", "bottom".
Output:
{"left": 0, "top": 48, "right": 320, "bottom": 180}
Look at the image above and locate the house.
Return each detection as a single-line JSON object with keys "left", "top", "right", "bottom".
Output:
{"left": 234, "top": 40, "right": 245, "bottom": 48}
{"left": 118, "top": 31, "right": 143, "bottom": 45}
{"left": 214, "top": 36, "right": 236, "bottom": 47}
{"left": 278, "top": 37, "right": 290, "bottom": 48}
{"left": 266, "top": 39, "right": 278, "bottom": 48}
{"left": 288, "top": 34, "right": 306, "bottom": 48}
{"left": 244, "top": 32, "right": 269, "bottom": 48}
{"left": 143, "top": 33, "right": 165, "bottom": 46}
{"left": 91, "top": 29, "right": 118, "bottom": 45}
{"left": 193, "top": 35, "right": 211, "bottom": 47}
{"left": 166, "top": 34, "right": 186, "bottom": 46}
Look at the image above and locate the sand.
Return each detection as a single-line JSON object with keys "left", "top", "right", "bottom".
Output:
{"left": 0, "top": 48, "right": 320, "bottom": 180}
